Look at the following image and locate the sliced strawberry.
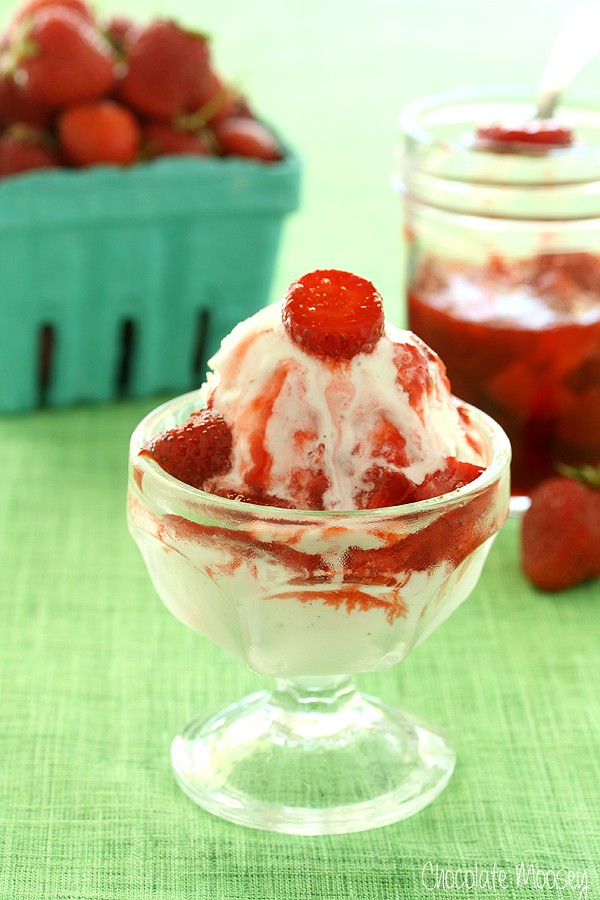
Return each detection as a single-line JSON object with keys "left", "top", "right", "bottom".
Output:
{"left": 57, "top": 100, "right": 141, "bottom": 166}
{"left": 370, "top": 417, "right": 409, "bottom": 468}
{"left": 211, "top": 116, "right": 281, "bottom": 161}
{"left": 476, "top": 121, "right": 573, "bottom": 148}
{"left": 355, "top": 467, "right": 416, "bottom": 509}
{"left": 139, "top": 409, "right": 233, "bottom": 489}
{"left": 281, "top": 269, "right": 385, "bottom": 360}
{"left": 412, "top": 457, "right": 484, "bottom": 502}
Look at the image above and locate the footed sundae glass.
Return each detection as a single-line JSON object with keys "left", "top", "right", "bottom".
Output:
{"left": 128, "top": 391, "right": 511, "bottom": 834}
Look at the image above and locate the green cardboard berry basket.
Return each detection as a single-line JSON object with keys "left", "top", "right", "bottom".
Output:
{"left": 0, "top": 150, "right": 300, "bottom": 413}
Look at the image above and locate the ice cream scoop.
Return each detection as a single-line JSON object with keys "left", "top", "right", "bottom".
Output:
{"left": 142, "top": 269, "right": 486, "bottom": 511}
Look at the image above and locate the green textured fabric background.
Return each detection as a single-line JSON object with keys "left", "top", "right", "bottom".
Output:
{"left": 2, "top": 0, "right": 600, "bottom": 898}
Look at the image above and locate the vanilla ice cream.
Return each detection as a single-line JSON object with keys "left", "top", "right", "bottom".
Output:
{"left": 128, "top": 271, "right": 511, "bottom": 677}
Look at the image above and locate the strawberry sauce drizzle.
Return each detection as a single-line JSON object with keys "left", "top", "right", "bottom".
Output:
{"left": 273, "top": 586, "right": 408, "bottom": 624}
{"left": 137, "top": 475, "right": 502, "bottom": 623}
{"left": 243, "top": 361, "right": 292, "bottom": 491}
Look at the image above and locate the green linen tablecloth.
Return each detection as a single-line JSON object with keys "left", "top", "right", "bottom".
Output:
{"left": 2, "top": 401, "right": 599, "bottom": 899}
{"left": 1, "top": 0, "right": 600, "bottom": 896}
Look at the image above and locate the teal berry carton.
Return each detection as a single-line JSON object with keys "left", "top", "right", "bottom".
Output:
{"left": 0, "top": 150, "right": 300, "bottom": 413}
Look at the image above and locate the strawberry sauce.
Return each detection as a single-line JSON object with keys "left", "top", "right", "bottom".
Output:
{"left": 409, "top": 254, "right": 600, "bottom": 495}
{"left": 138, "top": 471, "right": 503, "bottom": 624}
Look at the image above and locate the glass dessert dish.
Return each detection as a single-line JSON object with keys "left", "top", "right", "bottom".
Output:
{"left": 396, "top": 86, "right": 600, "bottom": 508}
{"left": 128, "top": 390, "right": 510, "bottom": 835}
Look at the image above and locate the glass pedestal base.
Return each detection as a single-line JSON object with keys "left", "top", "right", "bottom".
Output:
{"left": 170, "top": 676, "right": 455, "bottom": 835}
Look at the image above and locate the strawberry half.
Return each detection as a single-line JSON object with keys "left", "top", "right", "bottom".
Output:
{"left": 281, "top": 269, "right": 385, "bottom": 360}
{"left": 521, "top": 465, "right": 600, "bottom": 591}
{"left": 139, "top": 409, "right": 233, "bottom": 489}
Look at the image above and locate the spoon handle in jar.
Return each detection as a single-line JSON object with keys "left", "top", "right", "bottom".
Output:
{"left": 536, "top": 3, "right": 600, "bottom": 119}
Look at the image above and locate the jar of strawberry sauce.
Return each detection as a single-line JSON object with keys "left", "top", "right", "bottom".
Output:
{"left": 395, "top": 86, "right": 600, "bottom": 501}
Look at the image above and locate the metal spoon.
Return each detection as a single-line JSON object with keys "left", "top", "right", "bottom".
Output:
{"left": 536, "top": 3, "right": 600, "bottom": 119}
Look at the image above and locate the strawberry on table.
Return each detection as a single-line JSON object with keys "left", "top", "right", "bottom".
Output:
{"left": 139, "top": 409, "right": 233, "bottom": 489}
{"left": 282, "top": 269, "right": 385, "bottom": 360}
{"left": 117, "top": 19, "right": 211, "bottom": 119}
{"left": 521, "top": 465, "right": 600, "bottom": 591}
{"left": 4, "top": 7, "right": 116, "bottom": 108}
{"left": 57, "top": 99, "right": 141, "bottom": 166}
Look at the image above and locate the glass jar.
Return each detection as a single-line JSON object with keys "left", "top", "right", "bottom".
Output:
{"left": 396, "top": 86, "right": 600, "bottom": 498}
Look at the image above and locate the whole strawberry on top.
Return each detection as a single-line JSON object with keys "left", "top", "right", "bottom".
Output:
{"left": 521, "top": 465, "right": 600, "bottom": 591}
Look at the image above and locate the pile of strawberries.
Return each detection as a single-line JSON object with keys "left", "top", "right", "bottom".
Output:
{"left": 0, "top": 0, "right": 283, "bottom": 178}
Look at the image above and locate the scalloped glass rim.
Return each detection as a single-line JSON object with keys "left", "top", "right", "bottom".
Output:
{"left": 129, "top": 389, "right": 512, "bottom": 522}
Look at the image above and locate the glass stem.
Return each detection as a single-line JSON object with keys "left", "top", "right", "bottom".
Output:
{"left": 271, "top": 675, "right": 357, "bottom": 713}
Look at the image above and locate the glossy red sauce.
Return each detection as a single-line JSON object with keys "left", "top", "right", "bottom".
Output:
{"left": 144, "top": 476, "right": 502, "bottom": 621}
{"left": 409, "top": 253, "right": 600, "bottom": 494}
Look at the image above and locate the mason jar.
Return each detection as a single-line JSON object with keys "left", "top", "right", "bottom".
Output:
{"left": 395, "top": 86, "right": 600, "bottom": 499}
